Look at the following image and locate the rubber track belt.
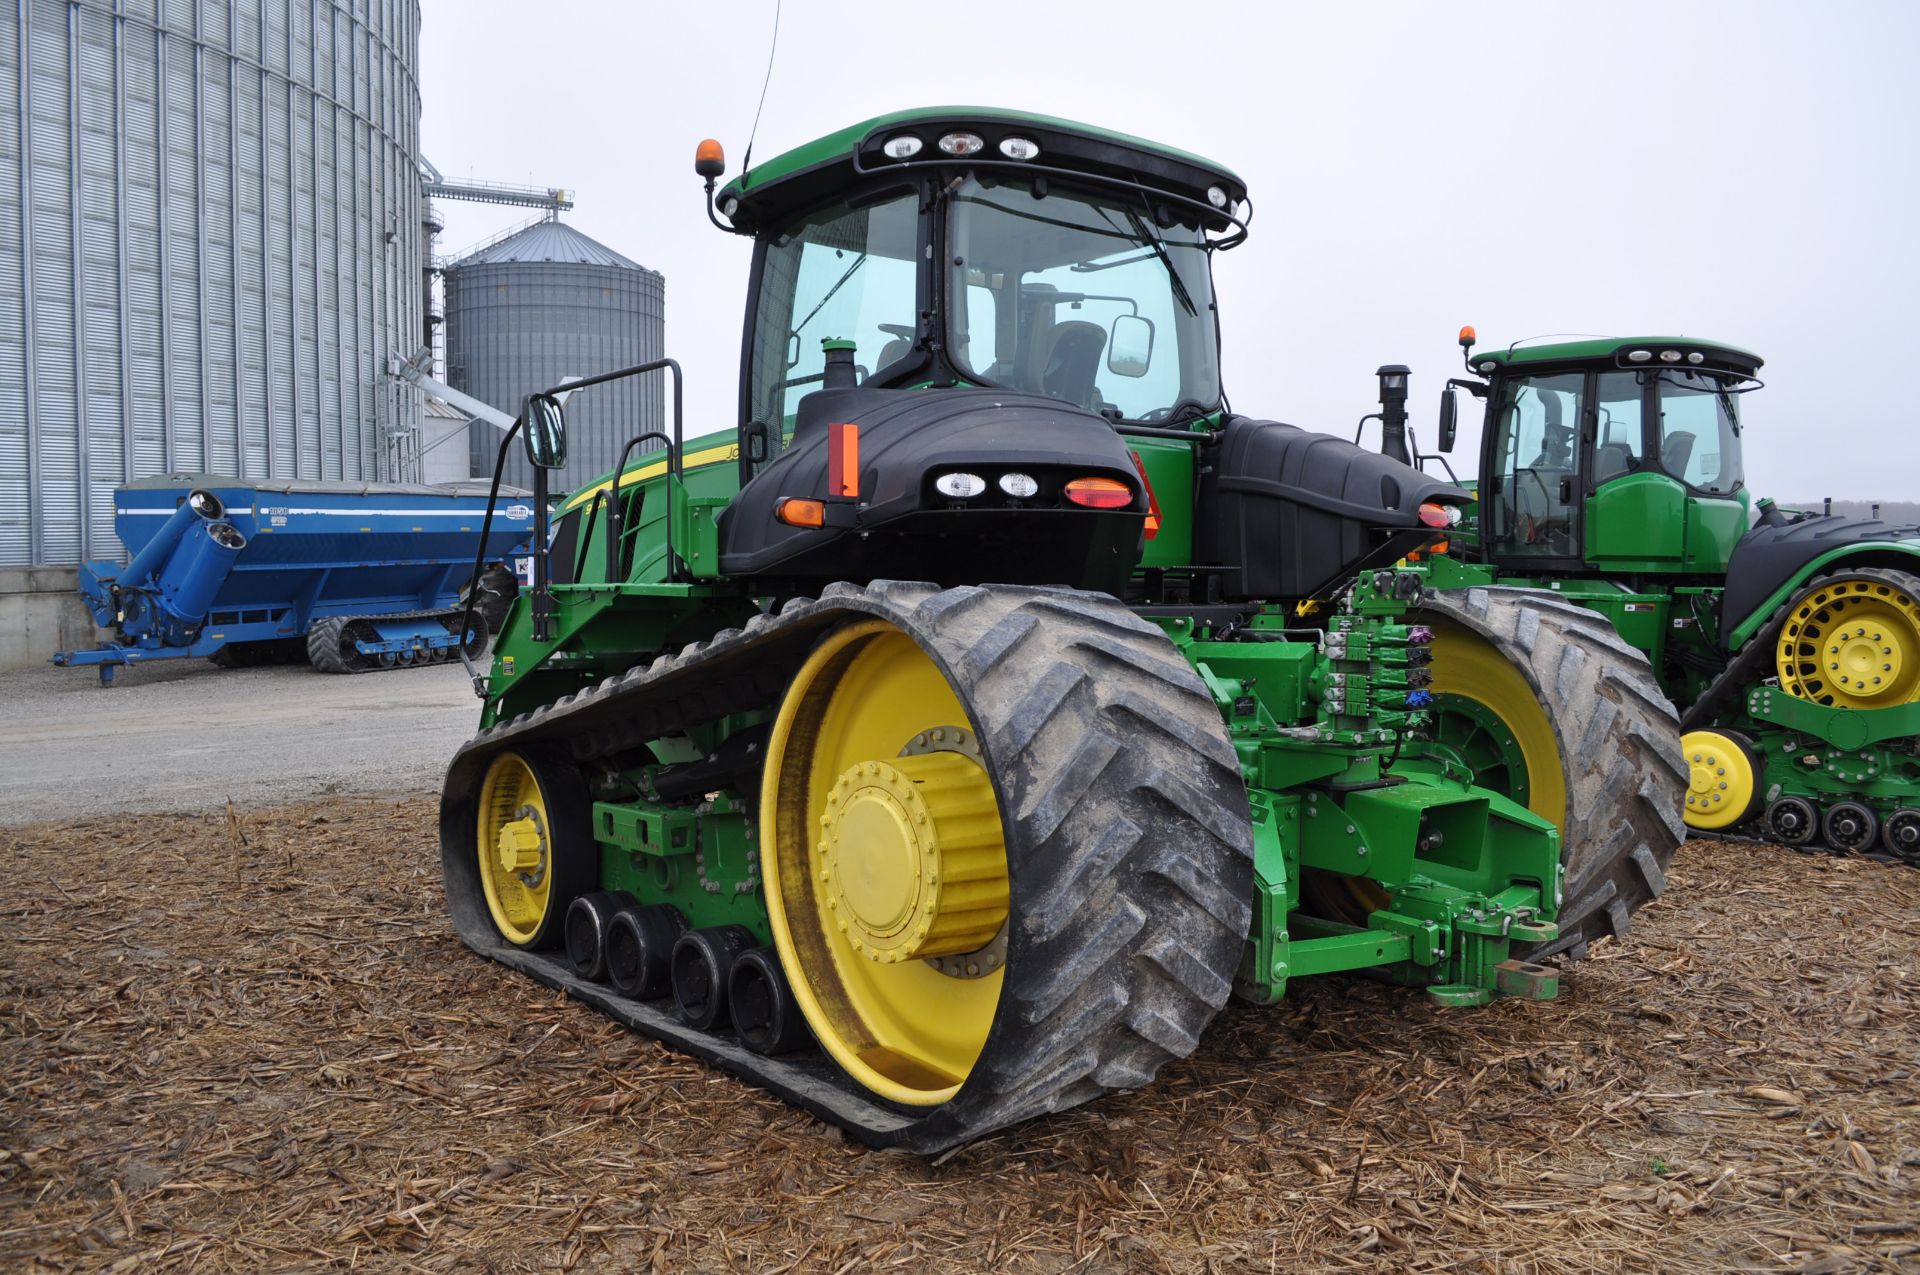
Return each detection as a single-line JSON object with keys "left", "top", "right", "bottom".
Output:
{"left": 439, "top": 579, "right": 1254, "bottom": 1151}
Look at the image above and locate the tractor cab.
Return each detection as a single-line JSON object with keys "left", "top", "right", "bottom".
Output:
{"left": 1440, "top": 336, "right": 1762, "bottom": 577}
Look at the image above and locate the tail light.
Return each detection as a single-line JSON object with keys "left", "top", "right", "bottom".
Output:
{"left": 1063, "top": 477, "right": 1133, "bottom": 510}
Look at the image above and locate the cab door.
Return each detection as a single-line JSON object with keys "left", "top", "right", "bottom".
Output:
{"left": 1483, "top": 370, "right": 1586, "bottom": 567}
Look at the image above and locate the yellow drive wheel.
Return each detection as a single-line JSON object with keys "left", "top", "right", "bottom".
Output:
{"left": 1679, "top": 729, "right": 1762, "bottom": 831}
{"left": 762, "top": 620, "right": 1010, "bottom": 1107}
{"left": 1423, "top": 621, "right": 1567, "bottom": 826}
{"left": 474, "top": 748, "right": 590, "bottom": 948}
{"left": 1775, "top": 572, "right": 1920, "bottom": 710}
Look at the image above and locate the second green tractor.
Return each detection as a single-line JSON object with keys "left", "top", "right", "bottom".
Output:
{"left": 1392, "top": 333, "right": 1920, "bottom": 861}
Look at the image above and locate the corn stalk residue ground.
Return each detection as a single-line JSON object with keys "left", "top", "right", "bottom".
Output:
{"left": 2, "top": 801, "right": 1916, "bottom": 1272}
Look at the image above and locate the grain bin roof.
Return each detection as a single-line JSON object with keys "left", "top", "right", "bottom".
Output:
{"left": 453, "top": 220, "right": 644, "bottom": 270}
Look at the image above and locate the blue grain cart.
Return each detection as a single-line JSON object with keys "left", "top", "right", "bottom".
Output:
{"left": 53, "top": 475, "right": 535, "bottom": 684}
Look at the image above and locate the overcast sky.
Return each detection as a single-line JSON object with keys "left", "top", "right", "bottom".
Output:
{"left": 420, "top": 0, "right": 1919, "bottom": 502}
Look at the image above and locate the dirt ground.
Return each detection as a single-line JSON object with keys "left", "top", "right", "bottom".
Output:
{"left": 2, "top": 801, "right": 1916, "bottom": 1274}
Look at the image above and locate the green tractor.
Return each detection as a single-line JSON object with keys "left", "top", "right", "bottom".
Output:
{"left": 439, "top": 109, "right": 1681, "bottom": 1151}
{"left": 1397, "top": 332, "right": 1920, "bottom": 859}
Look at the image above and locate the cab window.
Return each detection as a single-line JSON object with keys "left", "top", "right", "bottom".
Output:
{"left": 1592, "top": 371, "right": 1645, "bottom": 487}
{"left": 1487, "top": 372, "right": 1582, "bottom": 557}
{"left": 1654, "top": 370, "right": 1744, "bottom": 495}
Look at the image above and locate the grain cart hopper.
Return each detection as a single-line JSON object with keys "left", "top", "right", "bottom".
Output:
{"left": 53, "top": 475, "right": 533, "bottom": 684}
{"left": 1392, "top": 334, "right": 1920, "bottom": 861}
{"left": 439, "top": 109, "right": 1682, "bottom": 1151}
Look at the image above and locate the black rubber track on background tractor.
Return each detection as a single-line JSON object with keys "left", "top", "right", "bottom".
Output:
{"left": 440, "top": 581, "right": 1255, "bottom": 1153}
{"left": 1415, "top": 586, "right": 1686, "bottom": 960}
{"left": 306, "top": 609, "right": 487, "bottom": 675}
{"left": 1682, "top": 566, "right": 1920, "bottom": 860}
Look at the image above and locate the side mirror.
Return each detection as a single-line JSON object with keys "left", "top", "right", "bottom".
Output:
{"left": 1437, "top": 386, "right": 1458, "bottom": 453}
{"left": 522, "top": 393, "right": 568, "bottom": 469}
{"left": 1107, "top": 314, "right": 1154, "bottom": 378}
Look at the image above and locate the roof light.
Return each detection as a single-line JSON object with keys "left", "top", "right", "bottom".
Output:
{"left": 1627, "top": 349, "right": 1652, "bottom": 363}
{"left": 776, "top": 498, "right": 824, "bottom": 528}
{"left": 998, "top": 136, "right": 1040, "bottom": 161}
{"left": 1206, "top": 185, "right": 1229, "bottom": 209}
{"left": 1660, "top": 349, "right": 1682, "bottom": 363}
{"left": 935, "top": 472, "right": 986, "bottom": 498}
{"left": 1476, "top": 360, "right": 1496, "bottom": 373}
{"left": 719, "top": 196, "right": 739, "bottom": 218}
{"left": 997, "top": 472, "right": 1038, "bottom": 498}
{"left": 1687, "top": 351, "right": 1705, "bottom": 364}
{"left": 882, "top": 134, "right": 922, "bottom": 160}
{"left": 938, "top": 132, "right": 985, "bottom": 156}
{"left": 1063, "top": 477, "right": 1133, "bottom": 510}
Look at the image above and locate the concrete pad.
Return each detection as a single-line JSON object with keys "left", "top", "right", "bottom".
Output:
{"left": 0, "top": 656, "right": 484, "bottom": 824}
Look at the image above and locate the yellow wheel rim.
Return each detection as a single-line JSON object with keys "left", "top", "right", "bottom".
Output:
{"left": 1425, "top": 620, "right": 1568, "bottom": 828}
{"left": 1679, "top": 729, "right": 1757, "bottom": 831}
{"left": 761, "top": 621, "right": 1010, "bottom": 1107}
{"left": 1776, "top": 576, "right": 1920, "bottom": 709}
{"left": 476, "top": 751, "right": 556, "bottom": 946}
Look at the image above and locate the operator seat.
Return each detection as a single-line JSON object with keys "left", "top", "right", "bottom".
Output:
{"left": 1039, "top": 321, "right": 1107, "bottom": 409}
{"left": 1662, "top": 431, "right": 1696, "bottom": 480}
{"left": 1592, "top": 442, "right": 1634, "bottom": 485}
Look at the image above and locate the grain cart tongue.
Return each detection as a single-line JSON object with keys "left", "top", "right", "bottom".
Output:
{"left": 53, "top": 475, "right": 534, "bottom": 684}
{"left": 438, "top": 110, "right": 1682, "bottom": 1151}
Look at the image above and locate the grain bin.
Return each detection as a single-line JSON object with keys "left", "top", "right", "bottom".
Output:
{"left": 0, "top": 0, "right": 425, "bottom": 571}
{"left": 443, "top": 220, "right": 664, "bottom": 495}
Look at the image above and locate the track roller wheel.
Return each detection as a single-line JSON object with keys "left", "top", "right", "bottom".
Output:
{"left": 606, "top": 903, "right": 686, "bottom": 998}
{"left": 565, "top": 890, "right": 637, "bottom": 981}
{"left": 1679, "top": 729, "right": 1764, "bottom": 832}
{"left": 461, "top": 747, "right": 594, "bottom": 948}
{"left": 761, "top": 588, "right": 1251, "bottom": 1141}
{"left": 729, "top": 948, "right": 812, "bottom": 1056}
{"left": 1414, "top": 586, "right": 1684, "bottom": 958}
{"left": 672, "top": 925, "right": 757, "bottom": 1030}
{"left": 1765, "top": 796, "right": 1818, "bottom": 847}
{"left": 1822, "top": 801, "right": 1880, "bottom": 854}
{"left": 1881, "top": 809, "right": 1920, "bottom": 863}
{"left": 1775, "top": 569, "right": 1920, "bottom": 709}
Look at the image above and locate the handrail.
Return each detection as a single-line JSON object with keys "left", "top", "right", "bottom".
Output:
{"left": 605, "top": 431, "right": 674, "bottom": 583}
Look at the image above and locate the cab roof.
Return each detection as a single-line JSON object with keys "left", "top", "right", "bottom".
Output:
{"left": 1473, "top": 336, "right": 1764, "bottom": 373}
{"left": 716, "top": 106, "right": 1247, "bottom": 237}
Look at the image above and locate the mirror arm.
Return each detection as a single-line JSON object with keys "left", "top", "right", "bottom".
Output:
{"left": 457, "top": 417, "right": 526, "bottom": 698}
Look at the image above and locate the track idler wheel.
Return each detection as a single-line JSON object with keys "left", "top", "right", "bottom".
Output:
{"left": 1822, "top": 801, "right": 1880, "bottom": 854}
{"left": 728, "top": 947, "right": 812, "bottom": 1056}
{"left": 1680, "top": 729, "right": 1764, "bottom": 832}
{"left": 672, "top": 925, "right": 757, "bottom": 1030}
{"left": 1766, "top": 796, "right": 1818, "bottom": 847}
{"left": 606, "top": 903, "right": 686, "bottom": 999}
{"left": 565, "top": 890, "right": 638, "bottom": 981}
{"left": 459, "top": 747, "right": 595, "bottom": 949}
{"left": 1775, "top": 569, "right": 1920, "bottom": 709}
{"left": 1882, "top": 808, "right": 1920, "bottom": 863}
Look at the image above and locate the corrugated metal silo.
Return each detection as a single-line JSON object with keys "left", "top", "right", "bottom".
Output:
{"left": 444, "top": 220, "right": 665, "bottom": 494}
{"left": 0, "top": 0, "right": 424, "bottom": 570}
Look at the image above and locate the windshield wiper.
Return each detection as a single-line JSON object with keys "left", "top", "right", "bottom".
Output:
{"left": 790, "top": 251, "right": 868, "bottom": 343}
{"left": 1121, "top": 207, "right": 1197, "bottom": 318}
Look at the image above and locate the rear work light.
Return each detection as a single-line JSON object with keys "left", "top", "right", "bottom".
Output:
{"left": 1063, "top": 477, "right": 1133, "bottom": 510}
{"left": 935, "top": 472, "right": 987, "bottom": 498}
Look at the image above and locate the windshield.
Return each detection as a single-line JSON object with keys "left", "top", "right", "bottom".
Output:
{"left": 946, "top": 175, "right": 1221, "bottom": 421}
{"left": 746, "top": 189, "right": 921, "bottom": 428}
{"left": 1653, "top": 369, "right": 1743, "bottom": 495}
